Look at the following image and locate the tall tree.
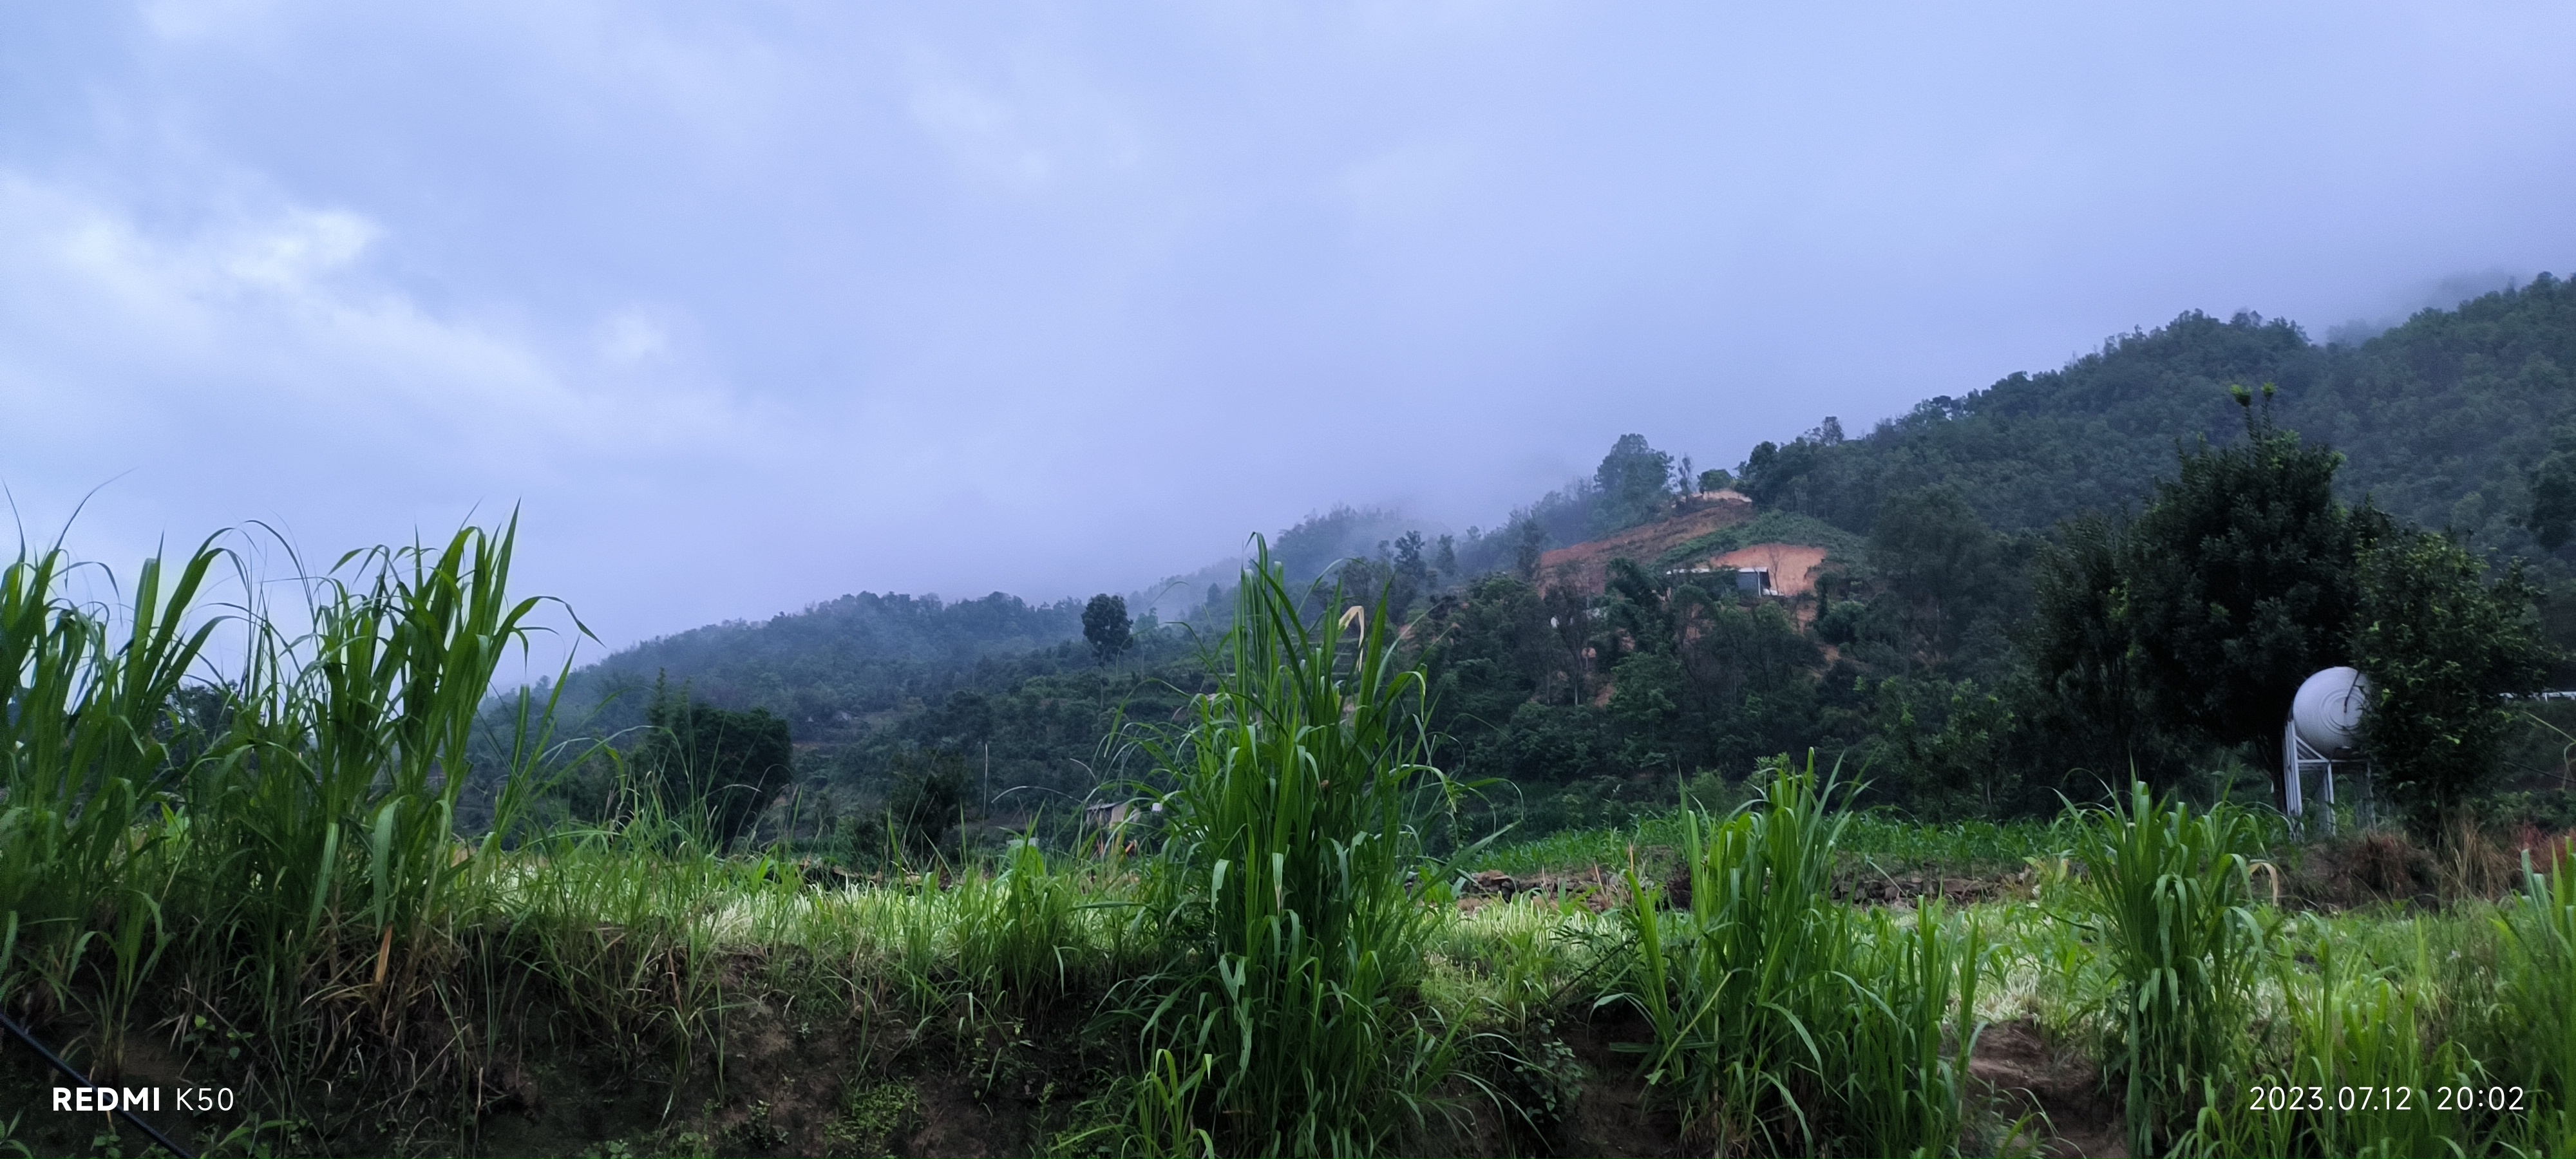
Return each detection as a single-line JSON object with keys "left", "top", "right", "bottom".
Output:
{"left": 637, "top": 677, "right": 796, "bottom": 851}
{"left": 1592, "top": 433, "right": 1676, "bottom": 534}
{"left": 2019, "top": 513, "right": 2163, "bottom": 783}
{"left": 1514, "top": 519, "right": 1548, "bottom": 582}
{"left": 2352, "top": 529, "right": 2552, "bottom": 834}
{"left": 2528, "top": 426, "right": 2576, "bottom": 551}
{"left": 1870, "top": 487, "right": 2005, "bottom": 672}
{"left": 2122, "top": 389, "right": 2360, "bottom": 777}
{"left": 1082, "top": 593, "right": 1133, "bottom": 664}
{"left": 1388, "top": 531, "right": 1431, "bottom": 624}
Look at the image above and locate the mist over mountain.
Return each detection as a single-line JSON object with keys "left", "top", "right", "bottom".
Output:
{"left": 524, "top": 277, "right": 2575, "bottom": 819}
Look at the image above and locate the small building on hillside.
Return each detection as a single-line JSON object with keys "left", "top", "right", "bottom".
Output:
{"left": 1678, "top": 543, "right": 1826, "bottom": 599}
{"left": 1533, "top": 492, "right": 1756, "bottom": 594}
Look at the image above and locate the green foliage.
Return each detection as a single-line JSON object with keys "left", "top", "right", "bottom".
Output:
{"left": 2354, "top": 529, "right": 2553, "bottom": 834}
{"left": 1739, "top": 279, "right": 2576, "bottom": 568}
{"left": 1593, "top": 433, "right": 1678, "bottom": 534}
{"left": 2529, "top": 427, "right": 2576, "bottom": 551}
{"left": 1613, "top": 753, "right": 1985, "bottom": 1155}
{"left": 1125, "top": 539, "right": 1462, "bottom": 1156}
{"left": 1870, "top": 487, "right": 2021, "bottom": 674}
{"left": 887, "top": 747, "right": 976, "bottom": 861}
{"left": 1420, "top": 563, "right": 1824, "bottom": 795}
{"left": 2, "top": 518, "right": 573, "bottom": 1107}
{"left": 1861, "top": 675, "right": 2021, "bottom": 818}
{"left": 2192, "top": 914, "right": 2494, "bottom": 1158}
{"left": 1084, "top": 593, "right": 1135, "bottom": 664}
{"left": 2017, "top": 512, "right": 2171, "bottom": 786}
{"left": 2126, "top": 390, "right": 2362, "bottom": 756}
{"left": 1512, "top": 518, "right": 1546, "bottom": 581}
{"left": 557, "top": 588, "right": 1084, "bottom": 740}
{"left": 636, "top": 681, "right": 795, "bottom": 851}
{"left": 2067, "top": 782, "right": 2268, "bottom": 1157}
{"left": 1271, "top": 504, "right": 1415, "bottom": 585}
{"left": 2497, "top": 838, "right": 2576, "bottom": 1154}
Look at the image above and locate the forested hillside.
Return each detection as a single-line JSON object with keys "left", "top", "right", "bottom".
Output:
{"left": 548, "top": 589, "right": 1085, "bottom": 741}
{"left": 1739, "top": 274, "right": 2576, "bottom": 559}
{"left": 523, "top": 276, "right": 2576, "bottom": 848}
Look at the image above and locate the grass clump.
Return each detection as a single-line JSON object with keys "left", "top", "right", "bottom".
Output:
{"left": 1613, "top": 754, "right": 1987, "bottom": 1156}
{"left": 1115, "top": 540, "right": 1468, "bottom": 1157}
{"left": 2497, "top": 836, "right": 2576, "bottom": 1155}
{"left": 2065, "top": 781, "right": 2267, "bottom": 1157}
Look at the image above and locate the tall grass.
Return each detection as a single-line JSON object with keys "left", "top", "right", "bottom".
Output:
{"left": 1, "top": 537, "right": 223, "bottom": 1060}
{"left": 1615, "top": 753, "right": 1986, "bottom": 1156}
{"left": 2065, "top": 781, "right": 2267, "bottom": 1158}
{"left": 2497, "top": 836, "right": 2576, "bottom": 1155}
{"left": 2187, "top": 915, "right": 2429, "bottom": 1156}
{"left": 1121, "top": 540, "right": 1464, "bottom": 1157}
{"left": 2, "top": 520, "right": 577, "bottom": 1135}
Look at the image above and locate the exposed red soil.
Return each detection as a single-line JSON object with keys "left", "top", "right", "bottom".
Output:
{"left": 1536, "top": 494, "right": 1754, "bottom": 594}
{"left": 1690, "top": 543, "right": 1828, "bottom": 599}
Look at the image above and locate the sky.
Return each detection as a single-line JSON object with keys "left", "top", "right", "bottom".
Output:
{"left": 5, "top": 3, "right": 2575, "bottom": 669}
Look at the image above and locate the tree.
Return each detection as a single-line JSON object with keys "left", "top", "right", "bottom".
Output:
{"left": 1592, "top": 433, "right": 1676, "bottom": 534}
{"left": 637, "top": 677, "right": 795, "bottom": 851}
{"left": 2018, "top": 513, "right": 2169, "bottom": 786}
{"left": 2122, "top": 390, "right": 2359, "bottom": 783}
{"left": 888, "top": 747, "right": 976, "bottom": 860}
{"left": 1514, "top": 519, "right": 1548, "bottom": 582}
{"left": 2352, "top": 529, "right": 2552, "bottom": 834}
{"left": 1082, "top": 593, "right": 1133, "bottom": 664}
{"left": 1388, "top": 531, "right": 1431, "bottom": 623}
{"left": 2528, "top": 428, "right": 2576, "bottom": 551}
{"left": 1871, "top": 487, "right": 2005, "bottom": 672}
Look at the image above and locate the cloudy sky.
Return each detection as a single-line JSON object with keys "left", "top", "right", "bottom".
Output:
{"left": 6, "top": 3, "right": 2574, "bottom": 664}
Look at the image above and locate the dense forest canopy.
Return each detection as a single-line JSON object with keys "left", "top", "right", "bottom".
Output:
{"left": 549, "top": 589, "right": 1084, "bottom": 740}
{"left": 514, "top": 277, "right": 2576, "bottom": 846}
{"left": 1739, "top": 276, "right": 2576, "bottom": 559}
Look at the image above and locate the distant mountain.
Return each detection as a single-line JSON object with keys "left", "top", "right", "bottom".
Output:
{"left": 550, "top": 590, "right": 1083, "bottom": 740}
{"left": 1737, "top": 274, "right": 2576, "bottom": 563}
{"left": 532, "top": 274, "right": 2576, "bottom": 756}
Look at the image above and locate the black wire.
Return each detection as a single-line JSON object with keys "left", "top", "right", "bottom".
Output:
{"left": 0, "top": 1007, "right": 198, "bottom": 1159}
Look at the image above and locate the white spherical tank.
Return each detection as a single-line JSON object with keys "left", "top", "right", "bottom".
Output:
{"left": 2291, "top": 666, "right": 2372, "bottom": 756}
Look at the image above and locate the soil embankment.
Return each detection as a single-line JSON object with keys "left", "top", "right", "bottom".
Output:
{"left": 1536, "top": 493, "right": 1755, "bottom": 594}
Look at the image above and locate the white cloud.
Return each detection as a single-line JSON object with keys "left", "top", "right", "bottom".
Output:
{"left": 0, "top": 172, "right": 759, "bottom": 491}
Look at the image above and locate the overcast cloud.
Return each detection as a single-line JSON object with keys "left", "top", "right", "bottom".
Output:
{"left": 6, "top": 3, "right": 2575, "bottom": 667}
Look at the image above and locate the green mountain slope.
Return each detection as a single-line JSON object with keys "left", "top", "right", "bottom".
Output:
{"left": 1741, "top": 274, "right": 2575, "bottom": 563}
{"left": 554, "top": 590, "right": 1083, "bottom": 740}
{"left": 521, "top": 275, "right": 2574, "bottom": 836}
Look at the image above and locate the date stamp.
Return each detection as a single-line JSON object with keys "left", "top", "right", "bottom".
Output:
{"left": 2245, "top": 1084, "right": 2528, "bottom": 1114}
